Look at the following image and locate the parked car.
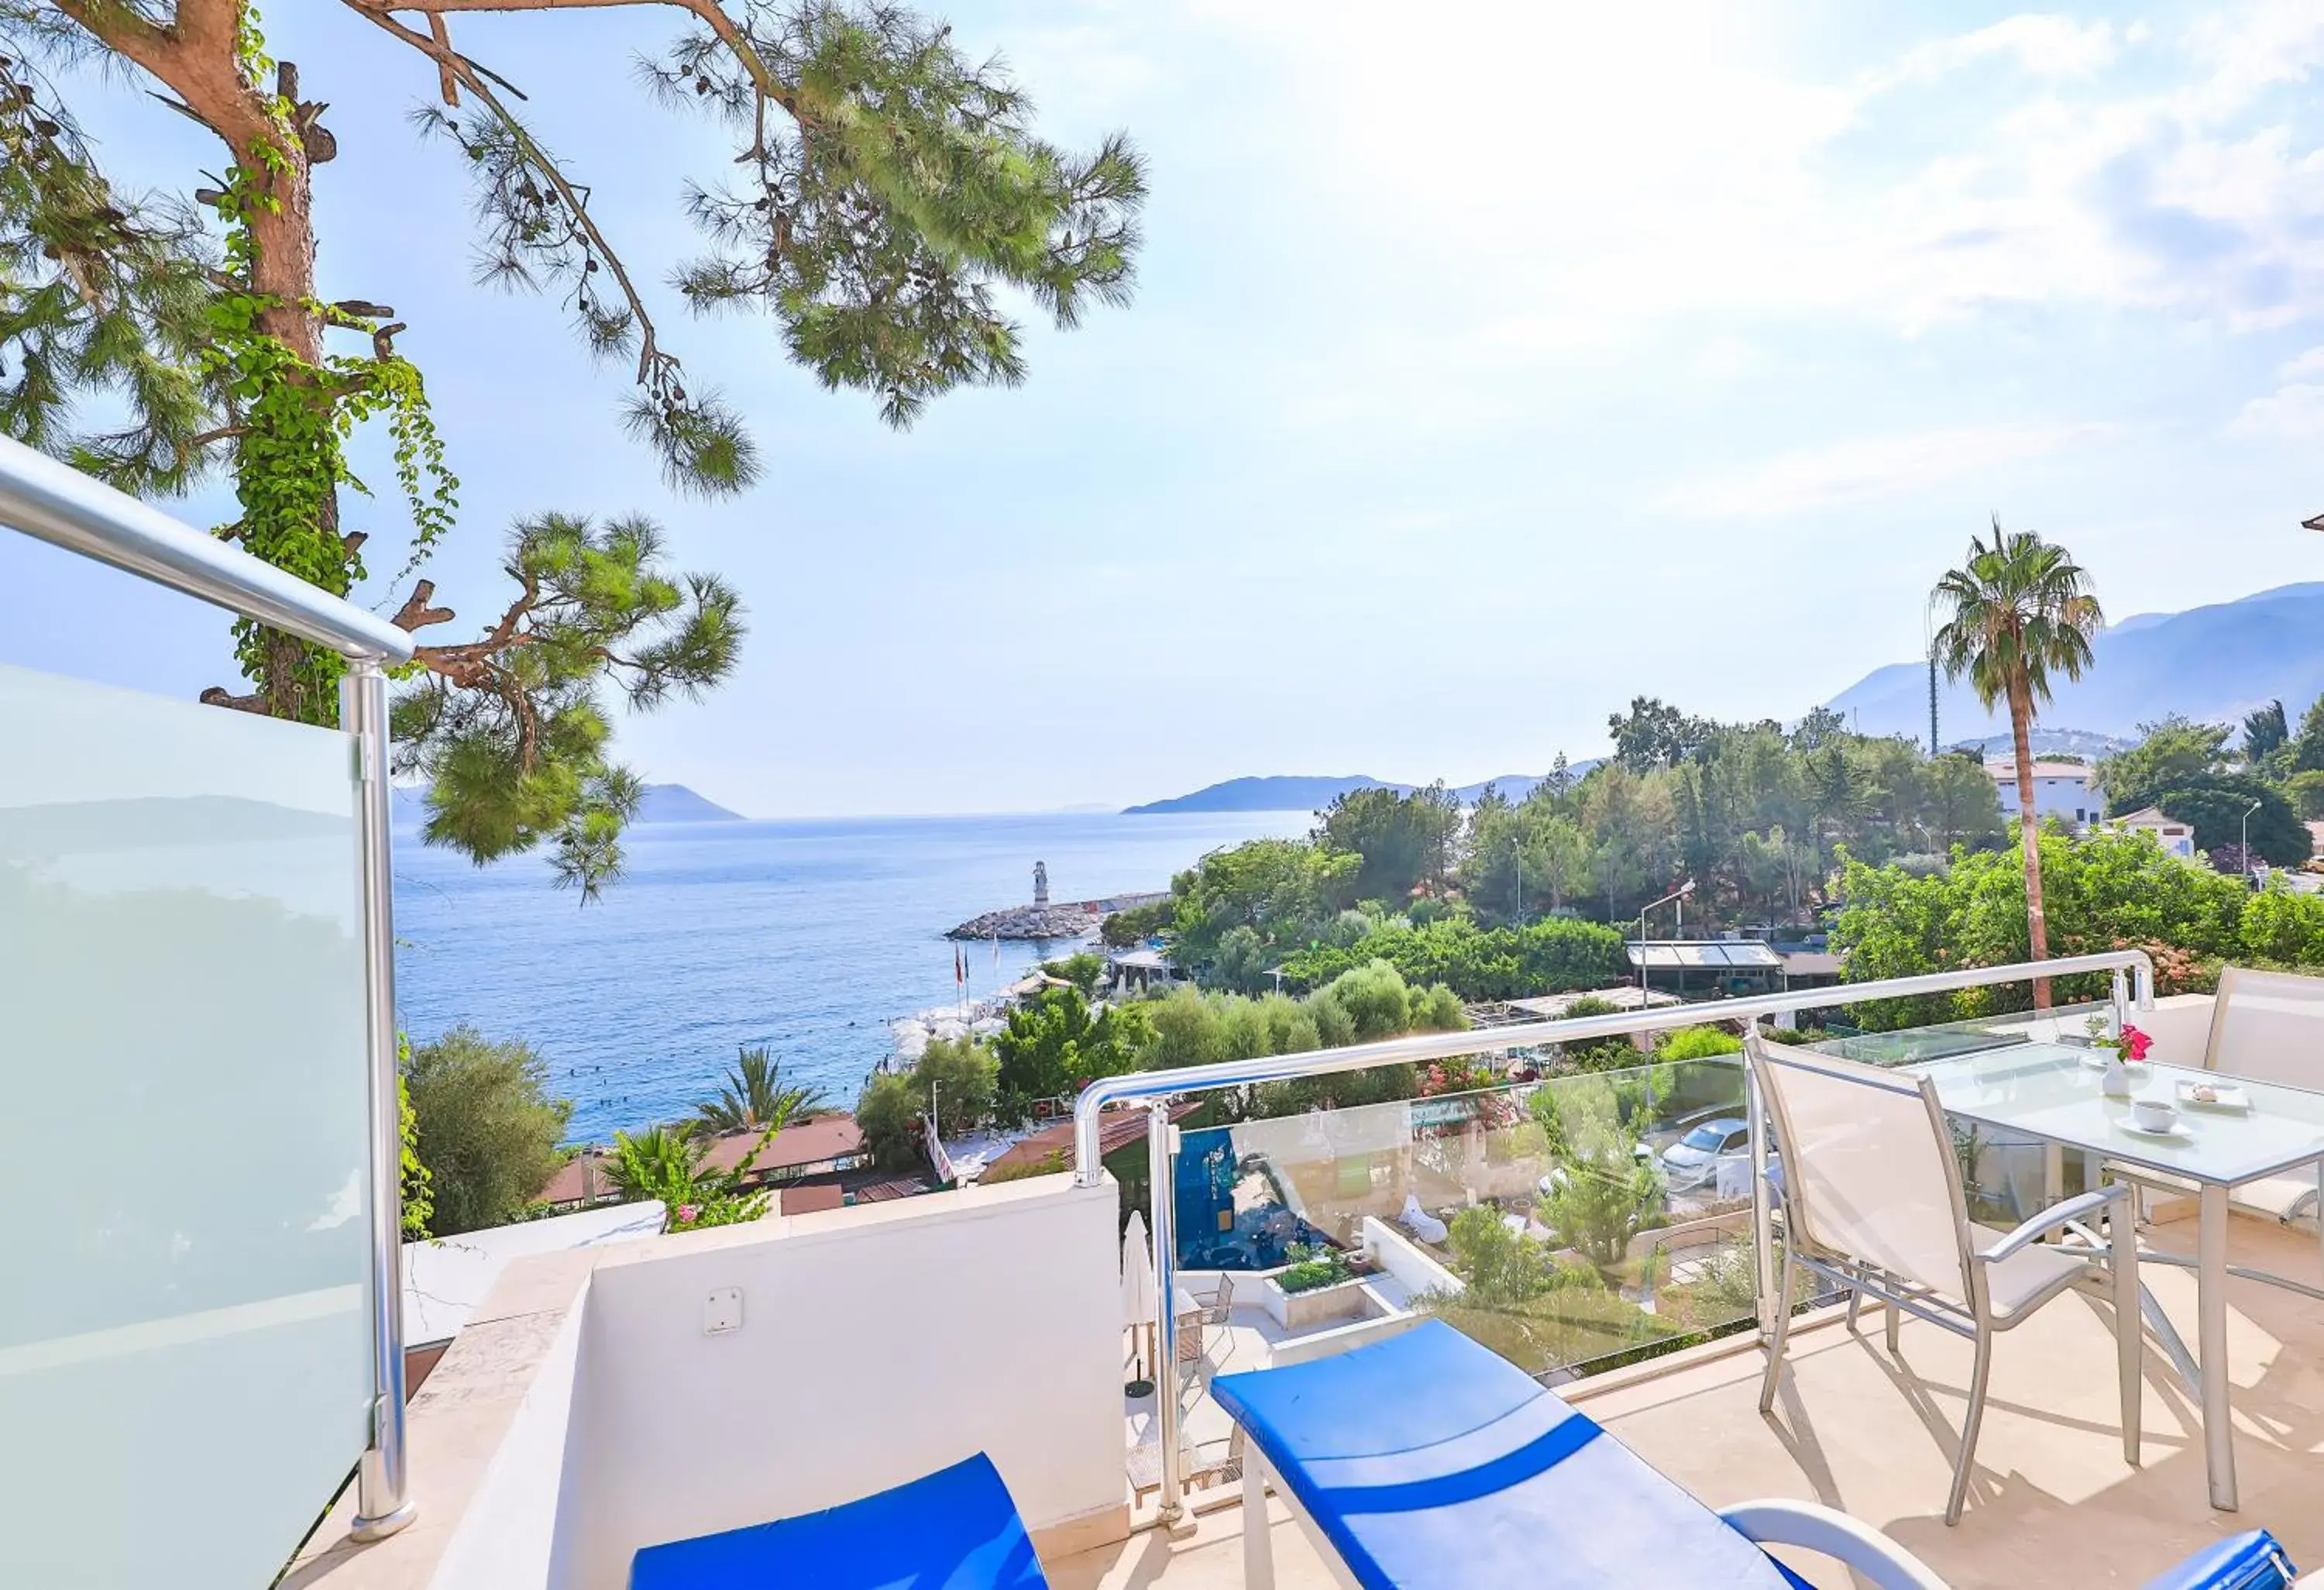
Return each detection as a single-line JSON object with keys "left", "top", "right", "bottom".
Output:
{"left": 1660, "top": 1117, "right": 1751, "bottom": 1192}
{"left": 1538, "top": 1140, "right": 1658, "bottom": 1198}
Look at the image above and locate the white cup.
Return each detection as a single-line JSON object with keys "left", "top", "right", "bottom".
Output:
{"left": 2133, "top": 1099, "right": 2178, "bottom": 1133}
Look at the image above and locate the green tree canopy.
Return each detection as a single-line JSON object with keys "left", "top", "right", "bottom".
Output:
{"left": 992, "top": 986, "right": 1150, "bottom": 1113}
{"left": 2156, "top": 776, "right": 2312, "bottom": 868}
{"left": 2096, "top": 716, "right": 2236, "bottom": 815}
{"left": 1317, "top": 783, "right": 1462, "bottom": 903}
{"left": 403, "top": 1025, "right": 573, "bottom": 1235}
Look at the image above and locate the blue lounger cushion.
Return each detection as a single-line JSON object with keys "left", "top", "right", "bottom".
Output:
{"left": 1211, "top": 1320, "right": 1813, "bottom": 1590}
{"left": 628, "top": 1451, "right": 1050, "bottom": 1590}
{"left": 2140, "top": 1530, "right": 2299, "bottom": 1590}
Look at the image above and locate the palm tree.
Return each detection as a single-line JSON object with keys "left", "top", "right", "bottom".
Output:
{"left": 693, "top": 1045, "right": 824, "bottom": 1134}
{"left": 1931, "top": 519, "right": 2103, "bottom": 1007}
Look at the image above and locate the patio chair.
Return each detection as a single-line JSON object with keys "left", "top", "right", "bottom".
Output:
{"left": 2111, "top": 965, "right": 2324, "bottom": 1247}
{"left": 1212, "top": 1319, "right": 1952, "bottom": 1590}
{"left": 1196, "top": 1272, "right": 1236, "bottom": 1325}
{"left": 627, "top": 1451, "right": 1047, "bottom": 1588}
{"left": 1128, "top": 1423, "right": 1247, "bottom": 1506}
{"left": 1748, "top": 1034, "right": 2142, "bottom": 1525}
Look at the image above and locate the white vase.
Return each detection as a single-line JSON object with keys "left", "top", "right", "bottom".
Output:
{"left": 2102, "top": 1055, "right": 2133, "bottom": 1098}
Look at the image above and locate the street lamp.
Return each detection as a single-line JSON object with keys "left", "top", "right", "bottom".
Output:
{"left": 1635, "top": 879, "right": 1697, "bottom": 1002}
{"left": 2242, "top": 797, "right": 2262, "bottom": 879}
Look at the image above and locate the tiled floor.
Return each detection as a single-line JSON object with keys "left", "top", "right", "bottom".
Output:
{"left": 1059, "top": 1215, "right": 2324, "bottom": 1589}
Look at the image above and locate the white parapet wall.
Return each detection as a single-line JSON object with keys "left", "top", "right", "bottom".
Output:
{"left": 555, "top": 1175, "right": 1127, "bottom": 1588}
{"left": 301, "top": 1175, "right": 1131, "bottom": 1590}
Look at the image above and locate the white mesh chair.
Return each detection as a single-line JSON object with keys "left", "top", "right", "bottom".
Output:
{"left": 1749, "top": 1034, "right": 2141, "bottom": 1525}
{"left": 2193, "top": 967, "right": 2324, "bottom": 1230}
{"left": 2103, "top": 967, "right": 2324, "bottom": 1289}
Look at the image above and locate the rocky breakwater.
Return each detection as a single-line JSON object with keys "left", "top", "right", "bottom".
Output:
{"left": 947, "top": 902, "right": 1105, "bottom": 941}
{"left": 947, "top": 890, "right": 1166, "bottom": 942}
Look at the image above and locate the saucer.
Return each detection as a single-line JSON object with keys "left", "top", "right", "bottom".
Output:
{"left": 2119, "top": 1117, "right": 2191, "bottom": 1141}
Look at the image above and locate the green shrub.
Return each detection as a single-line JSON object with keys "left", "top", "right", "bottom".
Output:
{"left": 404, "top": 1026, "right": 573, "bottom": 1237}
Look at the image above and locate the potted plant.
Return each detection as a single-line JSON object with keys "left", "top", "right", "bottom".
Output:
{"left": 1260, "top": 1243, "right": 1374, "bottom": 1329}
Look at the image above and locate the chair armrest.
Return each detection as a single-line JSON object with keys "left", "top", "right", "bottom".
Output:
{"left": 1975, "top": 1186, "right": 2127, "bottom": 1265}
{"left": 1720, "top": 1499, "right": 1952, "bottom": 1590}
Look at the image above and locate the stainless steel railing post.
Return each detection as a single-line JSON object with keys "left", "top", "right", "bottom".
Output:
{"left": 1744, "top": 1018, "right": 1776, "bottom": 1341}
{"left": 1147, "top": 1102, "right": 1184, "bottom": 1525}
{"left": 346, "top": 661, "right": 416, "bottom": 1542}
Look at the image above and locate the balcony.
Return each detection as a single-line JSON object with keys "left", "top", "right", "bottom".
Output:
{"left": 262, "top": 977, "right": 2322, "bottom": 1590}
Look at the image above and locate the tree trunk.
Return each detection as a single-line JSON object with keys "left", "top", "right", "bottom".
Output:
{"left": 61, "top": 4, "right": 335, "bottom": 721}
{"left": 2009, "top": 674, "right": 2052, "bottom": 1008}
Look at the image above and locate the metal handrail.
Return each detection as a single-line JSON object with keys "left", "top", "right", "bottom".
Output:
{"left": 1072, "top": 948, "right": 2154, "bottom": 1185}
{"left": 1, "top": 438, "right": 417, "bottom": 1540}
{"left": 0, "top": 435, "right": 415, "bottom": 663}
{"left": 1101, "top": 946, "right": 2154, "bottom": 1526}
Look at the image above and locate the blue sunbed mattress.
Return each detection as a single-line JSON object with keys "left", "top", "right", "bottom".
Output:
{"left": 628, "top": 1451, "right": 1049, "bottom": 1589}
{"left": 1210, "top": 1320, "right": 1812, "bottom": 1590}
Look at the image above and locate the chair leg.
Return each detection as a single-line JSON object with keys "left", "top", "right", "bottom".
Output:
{"left": 1945, "top": 1330, "right": 1995, "bottom": 1526}
{"left": 1885, "top": 1298, "right": 1901, "bottom": 1355}
{"left": 2112, "top": 1207, "right": 2142, "bottom": 1467}
{"left": 1845, "top": 1285, "right": 1863, "bottom": 1334}
{"left": 1758, "top": 1246, "right": 1796, "bottom": 1414}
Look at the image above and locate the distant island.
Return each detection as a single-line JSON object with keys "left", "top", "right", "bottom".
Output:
{"left": 1124, "top": 769, "right": 1580, "bottom": 814}
{"left": 391, "top": 782, "right": 744, "bottom": 828}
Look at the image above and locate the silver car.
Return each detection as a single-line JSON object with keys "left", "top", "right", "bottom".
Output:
{"left": 1659, "top": 1117, "right": 1751, "bottom": 1192}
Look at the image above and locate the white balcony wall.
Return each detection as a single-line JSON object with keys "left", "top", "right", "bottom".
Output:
{"left": 0, "top": 661, "right": 373, "bottom": 1589}
{"left": 549, "top": 1177, "right": 1126, "bottom": 1589}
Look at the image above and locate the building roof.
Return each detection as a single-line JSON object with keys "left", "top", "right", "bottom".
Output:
{"left": 1774, "top": 948, "right": 1844, "bottom": 977}
{"left": 538, "top": 1113, "right": 867, "bottom": 1205}
{"left": 1109, "top": 948, "right": 1175, "bottom": 971}
{"left": 694, "top": 1113, "right": 866, "bottom": 1176}
{"left": 401, "top": 1201, "right": 665, "bottom": 1347}
{"left": 1501, "top": 986, "right": 1683, "bottom": 1017}
{"left": 1624, "top": 940, "right": 1784, "bottom": 971}
{"left": 1985, "top": 760, "right": 2095, "bottom": 781}
{"left": 982, "top": 1100, "right": 1199, "bottom": 1178}
{"left": 778, "top": 1182, "right": 846, "bottom": 1215}
{"left": 2110, "top": 806, "right": 2192, "bottom": 831}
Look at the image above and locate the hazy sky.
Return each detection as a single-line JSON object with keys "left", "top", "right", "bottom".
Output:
{"left": 9, "top": 2, "right": 2324, "bottom": 814}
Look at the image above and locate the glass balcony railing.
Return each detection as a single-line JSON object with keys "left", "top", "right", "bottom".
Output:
{"left": 0, "top": 659, "right": 376, "bottom": 1588}
{"left": 1164, "top": 1051, "right": 1791, "bottom": 1384}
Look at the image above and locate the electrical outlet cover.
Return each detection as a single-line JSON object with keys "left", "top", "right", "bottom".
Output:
{"left": 704, "top": 1286, "right": 744, "bottom": 1335}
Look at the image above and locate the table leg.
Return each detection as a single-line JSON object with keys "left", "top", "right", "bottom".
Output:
{"left": 2199, "top": 1183, "right": 2237, "bottom": 1513}
{"left": 2043, "top": 1144, "right": 2064, "bottom": 1237}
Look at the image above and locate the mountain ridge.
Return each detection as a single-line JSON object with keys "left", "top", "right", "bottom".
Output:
{"left": 1825, "top": 580, "right": 2324, "bottom": 741}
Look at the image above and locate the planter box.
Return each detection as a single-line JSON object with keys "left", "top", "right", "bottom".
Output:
{"left": 1261, "top": 1272, "right": 1372, "bottom": 1330}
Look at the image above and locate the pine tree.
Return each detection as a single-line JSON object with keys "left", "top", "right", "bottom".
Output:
{"left": 4, "top": 2, "right": 1144, "bottom": 893}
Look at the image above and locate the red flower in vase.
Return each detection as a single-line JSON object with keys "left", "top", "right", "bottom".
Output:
{"left": 2121, "top": 1025, "right": 2153, "bottom": 1063}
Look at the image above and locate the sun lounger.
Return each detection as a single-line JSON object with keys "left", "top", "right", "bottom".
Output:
{"left": 2140, "top": 1530, "right": 2300, "bottom": 1589}
{"left": 627, "top": 1451, "right": 1048, "bottom": 1589}
{"left": 1210, "top": 1320, "right": 1949, "bottom": 1589}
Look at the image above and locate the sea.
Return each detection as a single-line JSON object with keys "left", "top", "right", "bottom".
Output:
{"left": 390, "top": 810, "right": 1312, "bottom": 1142}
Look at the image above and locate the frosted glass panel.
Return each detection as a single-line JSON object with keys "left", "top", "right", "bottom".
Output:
{"left": 0, "top": 662, "right": 373, "bottom": 1588}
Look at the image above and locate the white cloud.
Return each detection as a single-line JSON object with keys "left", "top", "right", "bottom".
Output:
{"left": 1188, "top": 2, "right": 2324, "bottom": 359}
{"left": 1889, "top": 15, "right": 2121, "bottom": 82}
{"left": 1659, "top": 423, "right": 2111, "bottom": 518}
{"left": 2230, "top": 381, "right": 2324, "bottom": 439}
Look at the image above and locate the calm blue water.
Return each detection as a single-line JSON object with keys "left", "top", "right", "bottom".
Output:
{"left": 391, "top": 810, "right": 1312, "bottom": 1141}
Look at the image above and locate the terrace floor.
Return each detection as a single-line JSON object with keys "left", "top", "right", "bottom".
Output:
{"left": 1058, "top": 1213, "right": 2324, "bottom": 1589}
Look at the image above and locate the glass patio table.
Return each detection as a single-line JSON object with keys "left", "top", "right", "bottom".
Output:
{"left": 1907, "top": 1041, "right": 2324, "bottom": 1513}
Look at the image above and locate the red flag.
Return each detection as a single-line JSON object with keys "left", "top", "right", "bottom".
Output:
{"left": 954, "top": 945, "right": 964, "bottom": 987}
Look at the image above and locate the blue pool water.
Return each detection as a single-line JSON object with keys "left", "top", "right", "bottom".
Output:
{"left": 390, "top": 809, "right": 1310, "bottom": 1142}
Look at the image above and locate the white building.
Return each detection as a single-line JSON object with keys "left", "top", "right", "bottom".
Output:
{"left": 1985, "top": 758, "right": 2102, "bottom": 825}
{"left": 2106, "top": 805, "right": 2198, "bottom": 859}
